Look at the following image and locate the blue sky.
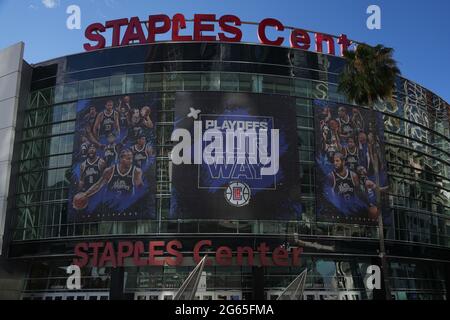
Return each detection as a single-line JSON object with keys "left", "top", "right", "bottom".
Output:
{"left": 0, "top": 0, "right": 449, "bottom": 101}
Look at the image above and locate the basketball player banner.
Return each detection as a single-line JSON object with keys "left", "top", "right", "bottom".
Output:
{"left": 314, "top": 99, "right": 389, "bottom": 225}
{"left": 68, "top": 93, "right": 158, "bottom": 222}
{"left": 169, "top": 92, "right": 302, "bottom": 220}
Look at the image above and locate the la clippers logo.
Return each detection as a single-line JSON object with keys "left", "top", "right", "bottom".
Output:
{"left": 225, "top": 181, "right": 251, "bottom": 207}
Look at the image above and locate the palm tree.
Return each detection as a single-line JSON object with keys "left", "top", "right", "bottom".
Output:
{"left": 338, "top": 44, "right": 400, "bottom": 106}
{"left": 338, "top": 43, "right": 400, "bottom": 300}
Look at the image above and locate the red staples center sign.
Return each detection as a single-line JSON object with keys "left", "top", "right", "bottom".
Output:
{"left": 84, "top": 13, "right": 353, "bottom": 56}
{"left": 74, "top": 240, "right": 303, "bottom": 268}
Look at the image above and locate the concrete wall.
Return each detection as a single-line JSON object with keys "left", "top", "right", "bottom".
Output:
{"left": 0, "top": 42, "right": 29, "bottom": 299}
{"left": 0, "top": 42, "right": 25, "bottom": 255}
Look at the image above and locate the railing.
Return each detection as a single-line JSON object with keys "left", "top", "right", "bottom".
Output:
{"left": 12, "top": 219, "right": 381, "bottom": 241}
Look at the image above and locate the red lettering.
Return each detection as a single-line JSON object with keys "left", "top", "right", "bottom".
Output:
{"left": 133, "top": 241, "right": 147, "bottom": 266}
{"left": 258, "top": 242, "right": 270, "bottom": 266}
{"left": 148, "top": 241, "right": 165, "bottom": 266}
{"left": 258, "top": 18, "right": 284, "bottom": 46}
{"left": 218, "top": 15, "right": 242, "bottom": 42}
{"left": 117, "top": 241, "right": 134, "bottom": 267}
{"left": 105, "top": 18, "right": 129, "bottom": 47}
{"left": 194, "top": 240, "right": 212, "bottom": 265}
{"left": 83, "top": 23, "right": 106, "bottom": 51}
{"left": 337, "top": 34, "right": 352, "bottom": 56}
{"left": 236, "top": 246, "right": 254, "bottom": 266}
{"left": 215, "top": 246, "right": 232, "bottom": 266}
{"left": 290, "top": 29, "right": 311, "bottom": 50}
{"left": 73, "top": 243, "right": 89, "bottom": 267}
{"left": 99, "top": 242, "right": 117, "bottom": 267}
{"left": 273, "top": 247, "right": 289, "bottom": 266}
{"left": 148, "top": 14, "right": 171, "bottom": 43}
{"left": 89, "top": 242, "right": 104, "bottom": 267}
{"left": 194, "top": 14, "right": 216, "bottom": 41}
{"left": 315, "top": 33, "right": 335, "bottom": 55}
{"left": 166, "top": 240, "right": 183, "bottom": 266}
{"left": 75, "top": 240, "right": 305, "bottom": 268}
{"left": 172, "top": 13, "right": 193, "bottom": 41}
{"left": 121, "top": 16, "right": 146, "bottom": 46}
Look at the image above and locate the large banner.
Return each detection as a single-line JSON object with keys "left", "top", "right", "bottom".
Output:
{"left": 68, "top": 93, "right": 158, "bottom": 222}
{"left": 314, "top": 100, "right": 388, "bottom": 225}
{"left": 170, "top": 92, "right": 301, "bottom": 220}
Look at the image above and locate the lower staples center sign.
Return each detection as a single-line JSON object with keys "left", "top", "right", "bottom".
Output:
{"left": 73, "top": 240, "right": 303, "bottom": 267}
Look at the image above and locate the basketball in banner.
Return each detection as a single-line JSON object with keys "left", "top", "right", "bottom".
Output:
{"left": 68, "top": 93, "right": 158, "bottom": 222}
{"left": 314, "top": 100, "right": 389, "bottom": 225}
{"left": 169, "top": 92, "right": 301, "bottom": 220}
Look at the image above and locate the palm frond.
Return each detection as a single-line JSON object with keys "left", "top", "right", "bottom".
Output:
{"left": 338, "top": 43, "right": 401, "bottom": 107}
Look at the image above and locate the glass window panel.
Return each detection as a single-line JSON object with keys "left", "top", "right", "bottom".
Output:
{"left": 143, "top": 73, "right": 163, "bottom": 91}
{"left": 29, "top": 91, "right": 39, "bottom": 109}
{"left": 274, "top": 77, "right": 291, "bottom": 95}
{"left": 39, "top": 87, "right": 54, "bottom": 106}
{"left": 262, "top": 75, "right": 276, "bottom": 93}
{"left": 220, "top": 73, "right": 239, "bottom": 92}
{"left": 299, "top": 151, "right": 314, "bottom": 162}
{"left": 126, "top": 74, "right": 144, "bottom": 93}
{"left": 53, "top": 85, "right": 64, "bottom": 104}
{"left": 201, "top": 73, "right": 220, "bottom": 91}
{"left": 63, "top": 83, "right": 78, "bottom": 101}
{"left": 110, "top": 75, "right": 126, "bottom": 95}
{"left": 93, "top": 77, "right": 110, "bottom": 97}
{"left": 182, "top": 73, "right": 201, "bottom": 91}
{"left": 295, "top": 98, "right": 312, "bottom": 117}
{"left": 297, "top": 117, "right": 313, "bottom": 128}
{"left": 164, "top": 73, "right": 183, "bottom": 91}
{"left": 79, "top": 80, "right": 94, "bottom": 99}
{"left": 294, "top": 79, "right": 312, "bottom": 98}
{"left": 298, "top": 130, "right": 314, "bottom": 148}
{"left": 238, "top": 74, "right": 252, "bottom": 92}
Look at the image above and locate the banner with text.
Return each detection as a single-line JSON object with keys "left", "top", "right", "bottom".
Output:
{"left": 170, "top": 92, "right": 301, "bottom": 220}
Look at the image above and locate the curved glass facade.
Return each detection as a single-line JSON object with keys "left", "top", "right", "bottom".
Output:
{"left": 5, "top": 42, "right": 449, "bottom": 300}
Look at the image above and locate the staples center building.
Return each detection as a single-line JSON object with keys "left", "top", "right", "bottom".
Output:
{"left": 0, "top": 14, "right": 449, "bottom": 300}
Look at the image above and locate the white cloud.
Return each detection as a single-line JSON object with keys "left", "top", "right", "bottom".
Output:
{"left": 41, "top": 0, "right": 60, "bottom": 9}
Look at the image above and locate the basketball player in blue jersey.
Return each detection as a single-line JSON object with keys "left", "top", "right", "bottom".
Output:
{"left": 118, "top": 103, "right": 130, "bottom": 129}
{"left": 336, "top": 106, "right": 353, "bottom": 142}
{"left": 78, "top": 144, "right": 106, "bottom": 192}
{"left": 82, "top": 106, "right": 98, "bottom": 131}
{"left": 126, "top": 106, "right": 154, "bottom": 145}
{"left": 356, "top": 165, "right": 389, "bottom": 220}
{"left": 351, "top": 107, "right": 364, "bottom": 135}
{"left": 117, "top": 96, "right": 132, "bottom": 129}
{"left": 103, "top": 133, "right": 121, "bottom": 167}
{"left": 92, "top": 100, "right": 120, "bottom": 142}
{"left": 117, "top": 95, "right": 132, "bottom": 113}
{"left": 81, "top": 106, "right": 101, "bottom": 147}
{"left": 343, "top": 137, "right": 359, "bottom": 172}
{"left": 327, "top": 153, "right": 360, "bottom": 201}
{"left": 79, "top": 135, "right": 90, "bottom": 161}
{"left": 131, "top": 135, "right": 154, "bottom": 168}
{"left": 73, "top": 149, "right": 143, "bottom": 208}
{"left": 323, "top": 119, "right": 342, "bottom": 163}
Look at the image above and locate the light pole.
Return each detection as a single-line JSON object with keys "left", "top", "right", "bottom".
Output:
{"left": 371, "top": 117, "right": 392, "bottom": 300}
